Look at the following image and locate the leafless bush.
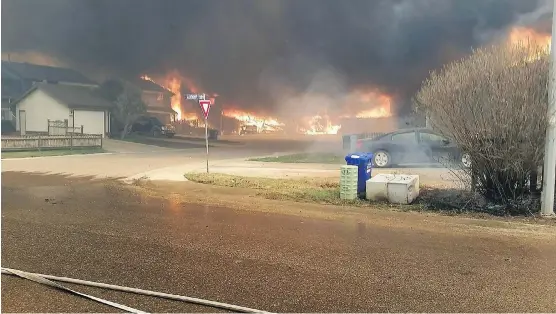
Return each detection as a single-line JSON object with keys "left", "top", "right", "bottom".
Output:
{"left": 415, "top": 42, "right": 549, "bottom": 214}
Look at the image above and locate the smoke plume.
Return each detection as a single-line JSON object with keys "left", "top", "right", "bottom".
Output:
{"left": 2, "top": 0, "right": 551, "bottom": 117}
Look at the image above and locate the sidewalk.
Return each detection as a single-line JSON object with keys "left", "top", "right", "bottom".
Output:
{"left": 127, "top": 158, "right": 459, "bottom": 187}
{"left": 102, "top": 138, "right": 179, "bottom": 153}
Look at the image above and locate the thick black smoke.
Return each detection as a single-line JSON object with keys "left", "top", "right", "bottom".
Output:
{"left": 1, "top": 0, "right": 551, "bottom": 116}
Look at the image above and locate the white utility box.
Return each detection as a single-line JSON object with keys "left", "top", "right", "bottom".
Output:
{"left": 365, "top": 174, "right": 420, "bottom": 204}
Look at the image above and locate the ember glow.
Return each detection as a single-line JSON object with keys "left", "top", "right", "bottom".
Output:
{"left": 142, "top": 71, "right": 392, "bottom": 136}
{"left": 297, "top": 89, "right": 393, "bottom": 135}
{"left": 223, "top": 109, "right": 284, "bottom": 133}
{"left": 180, "top": 112, "right": 198, "bottom": 121}
{"left": 140, "top": 72, "right": 202, "bottom": 121}
{"left": 351, "top": 90, "right": 393, "bottom": 118}
{"left": 140, "top": 74, "right": 154, "bottom": 82}
{"left": 303, "top": 115, "right": 341, "bottom": 135}
{"left": 508, "top": 27, "right": 551, "bottom": 51}
{"left": 506, "top": 27, "right": 552, "bottom": 64}
{"left": 166, "top": 76, "right": 183, "bottom": 120}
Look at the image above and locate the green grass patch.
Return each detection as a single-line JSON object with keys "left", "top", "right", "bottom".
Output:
{"left": 249, "top": 153, "right": 345, "bottom": 164}
{"left": 2, "top": 148, "right": 105, "bottom": 159}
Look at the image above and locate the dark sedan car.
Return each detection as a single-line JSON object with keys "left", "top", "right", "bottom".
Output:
{"left": 356, "top": 128, "right": 471, "bottom": 168}
{"left": 131, "top": 116, "right": 176, "bottom": 138}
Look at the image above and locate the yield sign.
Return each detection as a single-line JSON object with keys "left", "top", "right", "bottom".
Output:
{"left": 199, "top": 99, "right": 211, "bottom": 119}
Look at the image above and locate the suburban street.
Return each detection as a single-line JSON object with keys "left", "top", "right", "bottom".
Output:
{"left": 1, "top": 137, "right": 457, "bottom": 185}
{"left": 2, "top": 137, "right": 556, "bottom": 312}
{"left": 4, "top": 0, "right": 556, "bottom": 312}
{"left": 2, "top": 171, "right": 555, "bottom": 313}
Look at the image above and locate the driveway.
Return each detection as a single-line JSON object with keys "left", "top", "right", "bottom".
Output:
{"left": 0, "top": 139, "right": 248, "bottom": 179}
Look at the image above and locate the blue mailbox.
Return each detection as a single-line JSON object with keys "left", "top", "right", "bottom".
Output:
{"left": 345, "top": 153, "right": 374, "bottom": 197}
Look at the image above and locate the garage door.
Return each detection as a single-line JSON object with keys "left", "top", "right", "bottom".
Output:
{"left": 73, "top": 110, "right": 105, "bottom": 137}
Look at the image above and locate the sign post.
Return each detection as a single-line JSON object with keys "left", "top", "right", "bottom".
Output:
{"left": 199, "top": 99, "right": 212, "bottom": 174}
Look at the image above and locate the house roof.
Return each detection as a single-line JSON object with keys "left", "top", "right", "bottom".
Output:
{"left": 2, "top": 61, "right": 97, "bottom": 85}
{"left": 130, "top": 78, "right": 174, "bottom": 95}
{"left": 16, "top": 83, "right": 113, "bottom": 110}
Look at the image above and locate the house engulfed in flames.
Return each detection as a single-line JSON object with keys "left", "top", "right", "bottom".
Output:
{"left": 137, "top": 70, "right": 431, "bottom": 136}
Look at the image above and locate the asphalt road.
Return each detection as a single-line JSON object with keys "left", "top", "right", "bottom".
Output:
{"left": 2, "top": 172, "right": 556, "bottom": 313}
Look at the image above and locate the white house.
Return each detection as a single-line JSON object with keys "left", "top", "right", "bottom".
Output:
{"left": 14, "top": 83, "right": 112, "bottom": 137}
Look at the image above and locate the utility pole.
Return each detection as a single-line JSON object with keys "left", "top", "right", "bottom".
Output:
{"left": 220, "top": 106, "right": 223, "bottom": 135}
{"left": 541, "top": 0, "right": 556, "bottom": 217}
{"left": 205, "top": 114, "right": 209, "bottom": 173}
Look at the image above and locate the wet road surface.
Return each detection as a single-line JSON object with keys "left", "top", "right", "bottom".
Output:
{"left": 2, "top": 172, "right": 556, "bottom": 312}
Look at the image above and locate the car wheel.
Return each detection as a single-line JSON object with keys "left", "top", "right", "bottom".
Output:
{"left": 461, "top": 153, "right": 472, "bottom": 168}
{"left": 373, "top": 150, "right": 391, "bottom": 168}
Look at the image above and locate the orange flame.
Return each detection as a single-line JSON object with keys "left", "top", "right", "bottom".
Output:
{"left": 140, "top": 75, "right": 154, "bottom": 82}
{"left": 140, "top": 71, "right": 203, "bottom": 121}
{"left": 180, "top": 112, "right": 198, "bottom": 121}
{"left": 303, "top": 115, "right": 341, "bottom": 135}
{"left": 508, "top": 27, "right": 551, "bottom": 50}
{"left": 223, "top": 109, "right": 284, "bottom": 133}
{"left": 140, "top": 74, "right": 184, "bottom": 119}
{"left": 299, "top": 89, "right": 392, "bottom": 135}
{"left": 353, "top": 90, "right": 393, "bottom": 118}
{"left": 166, "top": 76, "right": 183, "bottom": 120}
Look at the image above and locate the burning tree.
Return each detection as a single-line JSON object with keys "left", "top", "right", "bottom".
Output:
{"left": 414, "top": 42, "right": 549, "bottom": 214}
{"left": 97, "top": 79, "right": 147, "bottom": 139}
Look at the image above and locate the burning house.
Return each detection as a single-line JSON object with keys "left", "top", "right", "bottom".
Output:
{"left": 133, "top": 76, "right": 176, "bottom": 125}
{"left": 5, "top": 0, "right": 551, "bottom": 138}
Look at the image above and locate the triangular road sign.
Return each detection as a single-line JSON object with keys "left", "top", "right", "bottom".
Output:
{"left": 199, "top": 100, "right": 211, "bottom": 119}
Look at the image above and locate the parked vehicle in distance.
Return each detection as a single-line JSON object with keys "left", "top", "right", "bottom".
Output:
{"left": 239, "top": 125, "right": 258, "bottom": 135}
{"left": 356, "top": 128, "right": 471, "bottom": 168}
{"left": 131, "top": 116, "right": 175, "bottom": 138}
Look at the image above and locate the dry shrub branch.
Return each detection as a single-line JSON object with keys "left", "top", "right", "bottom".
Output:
{"left": 415, "top": 42, "right": 549, "bottom": 214}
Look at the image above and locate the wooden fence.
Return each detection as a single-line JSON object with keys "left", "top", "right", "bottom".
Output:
{"left": 48, "top": 120, "right": 84, "bottom": 136}
{"left": 1, "top": 134, "right": 102, "bottom": 151}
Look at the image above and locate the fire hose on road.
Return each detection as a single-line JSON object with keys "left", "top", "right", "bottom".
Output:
{"left": 2, "top": 267, "right": 270, "bottom": 313}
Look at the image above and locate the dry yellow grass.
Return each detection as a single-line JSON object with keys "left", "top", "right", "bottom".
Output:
{"left": 184, "top": 172, "right": 373, "bottom": 205}
{"left": 182, "top": 173, "right": 556, "bottom": 222}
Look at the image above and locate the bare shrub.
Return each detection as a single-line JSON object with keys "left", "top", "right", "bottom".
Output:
{"left": 415, "top": 42, "right": 549, "bottom": 215}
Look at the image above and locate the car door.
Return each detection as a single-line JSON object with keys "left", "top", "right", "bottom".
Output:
{"left": 418, "top": 130, "right": 453, "bottom": 164}
{"left": 389, "top": 131, "right": 420, "bottom": 164}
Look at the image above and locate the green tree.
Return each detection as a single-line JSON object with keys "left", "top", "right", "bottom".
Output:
{"left": 97, "top": 79, "right": 146, "bottom": 139}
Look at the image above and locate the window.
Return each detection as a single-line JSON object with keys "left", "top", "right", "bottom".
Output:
{"left": 157, "top": 93, "right": 164, "bottom": 101}
{"left": 391, "top": 132, "right": 416, "bottom": 142}
{"left": 420, "top": 132, "right": 446, "bottom": 143}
